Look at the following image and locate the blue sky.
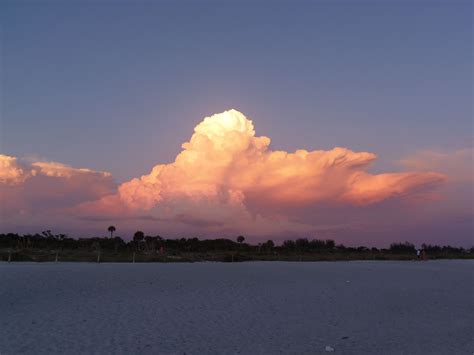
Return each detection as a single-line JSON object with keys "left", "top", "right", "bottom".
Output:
{"left": 0, "top": 1, "right": 472, "bottom": 245}
{"left": 2, "top": 1, "right": 471, "bottom": 182}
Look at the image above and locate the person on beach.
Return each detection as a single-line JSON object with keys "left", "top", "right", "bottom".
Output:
{"left": 416, "top": 249, "right": 421, "bottom": 260}
{"left": 421, "top": 249, "right": 427, "bottom": 261}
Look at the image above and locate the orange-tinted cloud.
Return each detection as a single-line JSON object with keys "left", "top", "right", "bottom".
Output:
{"left": 1, "top": 110, "right": 448, "bottom": 238}
{"left": 0, "top": 155, "right": 115, "bottom": 221}
{"left": 116, "top": 110, "right": 444, "bottom": 207}
{"left": 0, "top": 155, "right": 29, "bottom": 185}
{"left": 80, "top": 110, "right": 445, "bottom": 232}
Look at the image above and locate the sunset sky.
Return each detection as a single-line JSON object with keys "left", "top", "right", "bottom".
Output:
{"left": 1, "top": 1, "right": 472, "bottom": 246}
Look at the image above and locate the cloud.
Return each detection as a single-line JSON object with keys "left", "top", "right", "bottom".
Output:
{"left": 0, "top": 155, "right": 115, "bottom": 222}
{"left": 0, "top": 155, "right": 30, "bottom": 185}
{"left": 118, "top": 110, "right": 444, "bottom": 206}
{"left": 31, "top": 161, "right": 112, "bottom": 179}
{"left": 79, "top": 110, "right": 445, "bottom": 234}
{"left": 1, "top": 110, "right": 450, "bottom": 240}
{"left": 400, "top": 148, "right": 473, "bottom": 182}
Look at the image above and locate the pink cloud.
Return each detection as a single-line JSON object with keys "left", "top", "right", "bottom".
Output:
{"left": 0, "top": 110, "right": 450, "bottom": 240}
{"left": 0, "top": 155, "right": 29, "bottom": 185}
{"left": 78, "top": 110, "right": 445, "bottom": 235}
{"left": 0, "top": 155, "right": 115, "bottom": 223}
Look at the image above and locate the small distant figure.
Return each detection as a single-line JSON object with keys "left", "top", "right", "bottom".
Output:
{"left": 416, "top": 249, "right": 421, "bottom": 260}
{"left": 421, "top": 249, "right": 427, "bottom": 261}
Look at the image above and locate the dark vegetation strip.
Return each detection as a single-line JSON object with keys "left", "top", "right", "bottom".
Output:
{"left": 0, "top": 231, "right": 472, "bottom": 263}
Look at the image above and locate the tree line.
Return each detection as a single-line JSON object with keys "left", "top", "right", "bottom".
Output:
{"left": 0, "top": 228, "right": 471, "bottom": 257}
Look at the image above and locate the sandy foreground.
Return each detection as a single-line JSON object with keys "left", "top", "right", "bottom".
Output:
{"left": 0, "top": 260, "right": 472, "bottom": 355}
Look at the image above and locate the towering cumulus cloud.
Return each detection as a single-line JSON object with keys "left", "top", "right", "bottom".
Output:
{"left": 1, "top": 110, "right": 447, "bottom": 238}
{"left": 81, "top": 110, "right": 445, "bottom": 233}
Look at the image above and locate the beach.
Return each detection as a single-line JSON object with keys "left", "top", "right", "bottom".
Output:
{"left": 0, "top": 260, "right": 472, "bottom": 354}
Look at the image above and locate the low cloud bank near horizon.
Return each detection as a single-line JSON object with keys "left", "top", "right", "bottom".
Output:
{"left": 0, "top": 155, "right": 115, "bottom": 218}
{"left": 2, "top": 109, "right": 470, "bottom": 245}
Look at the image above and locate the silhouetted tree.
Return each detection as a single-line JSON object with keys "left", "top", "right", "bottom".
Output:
{"left": 295, "top": 238, "right": 310, "bottom": 251}
{"left": 113, "top": 236, "right": 125, "bottom": 253}
{"left": 264, "top": 240, "right": 275, "bottom": 250}
{"left": 309, "top": 239, "right": 325, "bottom": 250}
{"left": 237, "top": 235, "right": 245, "bottom": 245}
{"left": 390, "top": 242, "right": 415, "bottom": 253}
{"left": 325, "top": 239, "right": 335, "bottom": 249}
{"left": 133, "top": 231, "right": 145, "bottom": 251}
{"left": 283, "top": 240, "right": 296, "bottom": 250}
{"left": 144, "top": 236, "right": 156, "bottom": 253}
{"left": 336, "top": 243, "right": 346, "bottom": 251}
{"left": 108, "top": 225, "right": 116, "bottom": 238}
{"left": 133, "top": 231, "right": 145, "bottom": 242}
{"left": 263, "top": 240, "right": 275, "bottom": 251}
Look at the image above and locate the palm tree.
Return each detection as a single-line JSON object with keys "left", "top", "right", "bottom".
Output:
{"left": 108, "top": 225, "right": 116, "bottom": 239}
{"left": 133, "top": 231, "right": 145, "bottom": 252}
{"left": 237, "top": 235, "right": 245, "bottom": 248}
{"left": 133, "top": 231, "right": 145, "bottom": 242}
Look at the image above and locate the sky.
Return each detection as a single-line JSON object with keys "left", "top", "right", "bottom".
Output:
{"left": 0, "top": 1, "right": 472, "bottom": 246}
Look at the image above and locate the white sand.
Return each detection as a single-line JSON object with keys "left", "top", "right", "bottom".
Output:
{"left": 0, "top": 260, "right": 472, "bottom": 354}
